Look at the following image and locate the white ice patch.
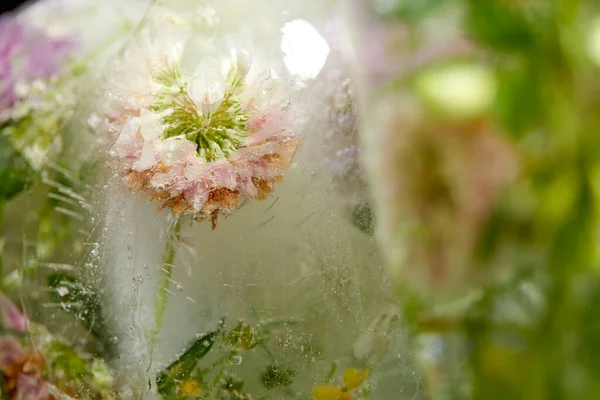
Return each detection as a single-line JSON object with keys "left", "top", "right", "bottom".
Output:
{"left": 281, "top": 19, "right": 330, "bottom": 82}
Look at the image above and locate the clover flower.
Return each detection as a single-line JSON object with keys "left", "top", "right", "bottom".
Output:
{"left": 93, "top": 44, "right": 298, "bottom": 228}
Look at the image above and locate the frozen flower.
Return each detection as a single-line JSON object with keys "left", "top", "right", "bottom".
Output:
{"left": 0, "top": 337, "right": 50, "bottom": 400}
{"left": 0, "top": 337, "right": 24, "bottom": 372}
{"left": 0, "top": 302, "right": 115, "bottom": 400}
{"left": 343, "top": 368, "right": 369, "bottom": 390}
{"left": 94, "top": 48, "right": 299, "bottom": 228}
{"left": 312, "top": 367, "right": 369, "bottom": 400}
{"left": 0, "top": 292, "right": 29, "bottom": 333}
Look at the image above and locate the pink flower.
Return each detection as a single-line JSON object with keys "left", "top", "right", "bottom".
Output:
{"left": 15, "top": 373, "right": 50, "bottom": 400}
{"left": 0, "top": 293, "right": 29, "bottom": 333}
{"left": 95, "top": 49, "right": 299, "bottom": 227}
{"left": 0, "top": 15, "right": 75, "bottom": 123}
{"left": 0, "top": 338, "right": 52, "bottom": 400}
{"left": 0, "top": 337, "right": 24, "bottom": 373}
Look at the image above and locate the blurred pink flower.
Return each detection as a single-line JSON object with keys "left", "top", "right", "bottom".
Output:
{"left": 0, "top": 293, "right": 29, "bottom": 333}
{"left": 0, "top": 15, "right": 74, "bottom": 122}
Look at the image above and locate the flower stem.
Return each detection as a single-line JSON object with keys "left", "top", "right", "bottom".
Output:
{"left": 151, "top": 218, "right": 181, "bottom": 345}
{"left": 0, "top": 201, "right": 4, "bottom": 291}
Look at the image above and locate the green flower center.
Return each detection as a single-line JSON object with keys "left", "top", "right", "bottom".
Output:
{"left": 151, "top": 66, "right": 249, "bottom": 162}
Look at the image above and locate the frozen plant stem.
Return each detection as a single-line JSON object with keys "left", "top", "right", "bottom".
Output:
{"left": 152, "top": 218, "right": 181, "bottom": 345}
{"left": 0, "top": 201, "right": 4, "bottom": 289}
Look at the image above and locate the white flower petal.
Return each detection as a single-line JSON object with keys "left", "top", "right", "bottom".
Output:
{"left": 140, "top": 108, "right": 163, "bottom": 141}
{"left": 159, "top": 136, "right": 196, "bottom": 166}
{"left": 134, "top": 141, "right": 157, "bottom": 172}
{"left": 188, "top": 59, "right": 225, "bottom": 112}
{"left": 115, "top": 117, "right": 141, "bottom": 145}
{"left": 185, "top": 160, "right": 214, "bottom": 181}
{"left": 236, "top": 49, "right": 252, "bottom": 81}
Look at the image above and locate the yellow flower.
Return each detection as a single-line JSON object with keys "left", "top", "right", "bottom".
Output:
{"left": 339, "top": 392, "right": 353, "bottom": 400}
{"left": 343, "top": 368, "right": 369, "bottom": 390}
{"left": 312, "top": 385, "right": 342, "bottom": 400}
{"left": 179, "top": 379, "right": 202, "bottom": 396}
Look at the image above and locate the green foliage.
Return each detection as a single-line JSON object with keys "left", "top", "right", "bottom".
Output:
{"left": 465, "top": 1, "right": 537, "bottom": 54}
{"left": 376, "top": 0, "right": 456, "bottom": 23}
{"left": 261, "top": 363, "right": 295, "bottom": 390}
{"left": 156, "top": 325, "right": 220, "bottom": 396}
{"left": 0, "top": 134, "right": 34, "bottom": 201}
{"left": 48, "top": 273, "right": 113, "bottom": 355}
{"left": 223, "top": 321, "right": 259, "bottom": 351}
{"left": 351, "top": 202, "right": 376, "bottom": 236}
{"left": 45, "top": 340, "right": 92, "bottom": 383}
{"left": 156, "top": 318, "right": 298, "bottom": 399}
{"left": 381, "top": 0, "right": 600, "bottom": 398}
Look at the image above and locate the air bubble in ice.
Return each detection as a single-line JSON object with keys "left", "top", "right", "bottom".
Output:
{"left": 132, "top": 273, "right": 143, "bottom": 284}
{"left": 230, "top": 354, "right": 243, "bottom": 365}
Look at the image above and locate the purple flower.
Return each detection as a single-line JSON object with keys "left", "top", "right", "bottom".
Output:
{"left": 0, "top": 292, "right": 29, "bottom": 333}
{"left": 0, "top": 15, "right": 74, "bottom": 122}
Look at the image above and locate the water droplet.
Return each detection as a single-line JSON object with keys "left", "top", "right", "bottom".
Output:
{"left": 230, "top": 354, "right": 243, "bottom": 365}
{"left": 175, "top": 282, "right": 183, "bottom": 291}
{"left": 132, "top": 273, "right": 143, "bottom": 284}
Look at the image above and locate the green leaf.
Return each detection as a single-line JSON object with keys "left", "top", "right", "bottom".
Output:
{"left": 156, "top": 329, "right": 219, "bottom": 395}
{"left": 0, "top": 134, "right": 34, "bottom": 201}
{"left": 466, "top": 1, "right": 536, "bottom": 53}
{"left": 492, "top": 65, "right": 543, "bottom": 139}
